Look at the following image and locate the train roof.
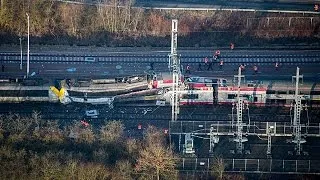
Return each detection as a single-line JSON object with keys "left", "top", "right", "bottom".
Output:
{"left": 238, "top": 80, "right": 320, "bottom": 91}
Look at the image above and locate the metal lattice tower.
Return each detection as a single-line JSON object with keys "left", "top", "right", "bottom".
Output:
{"left": 170, "top": 19, "right": 181, "bottom": 121}
{"left": 233, "top": 67, "right": 247, "bottom": 154}
{"left": 292, "top": 67, "right": 305, "bottom": 155}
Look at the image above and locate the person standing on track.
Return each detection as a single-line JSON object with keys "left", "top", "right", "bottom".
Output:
{"left": 197, "top": 62, "right": 202, "bottom": 71}
{"left": 253, "top": 65, "right": 258, "bottom": 74}
{"left": 214, "top": 50, "right": 221, "bottom": 61}
{"left": 275, "top": 62, "right": 279, "bottom": 71}
{"left": 204, "top": 57, "right": 209, "bottom": 70}
{"left": 240, "top": 64, "right": 245, "bottom": 72}
{"left": 230, "top": 43, "right": 234, "bottom": 50}
{"left": 186, "top": 64, "right": 191, "bottom": 74}
{"left": 207, "top": 59, "right": 213, "bottom": 71}
{"left": 219, "top": 60, "right": 224, "bottom": 70}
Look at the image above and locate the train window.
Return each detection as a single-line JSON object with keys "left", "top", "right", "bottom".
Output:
{"left": 277, "top": 91, "right": 287, "bottom": 94}
{"left": 204, "top": 78, "right": 212, "bottom": 83}
{"left": 181, "top": 94, "right": 199, "bottom": 99}
{"left": 228, "top": 94, "right": 236, "bottom": 99}
{"left": 310, "top": 100, "right": 320, "bottom": 105}
{"left": 266, "top": 90, "right": 275, "bottom": 94}
{"left": 311, "top": 91, "right": 320, "bottom": 95}
{"left": 288, "top": 90, "right": 295, "bottom": 94}
{"left": 300, "top": 91, "right": 307, "bottom": 95}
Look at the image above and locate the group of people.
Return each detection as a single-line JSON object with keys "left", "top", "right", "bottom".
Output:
{"left": 186, "top": 59, "right": 280, "bottom": 75}
{"left": 186, "top": 50, "right": 223, "bottom": 74}
{"left": 195, "top": 57, "right": 224, "bottom": 71}
{"left": 147, "top": 47, "right": 281, "bottom": 75}
{"left": 239, "top": 62, "right": 279, "bottom": 74}
{"left": 186, "top": 60, "right": 224, "bottom": 74}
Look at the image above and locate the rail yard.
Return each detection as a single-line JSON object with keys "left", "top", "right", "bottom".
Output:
{"left": 0, "top": 11, "right": 320, "bottom": 178}
{"left": 1, "top": 46, "right": 320, "bottom": 176}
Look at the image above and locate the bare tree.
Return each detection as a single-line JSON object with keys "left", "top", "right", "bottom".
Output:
{"left": 0, "top": 115, "right": 3, "bottom": 141}
{"left": 210, "top": 156, "right": 225, "bottom": 180}
{"left": 112, "top": 160, "right": 133, "bottom": 180}
{"left": 68, "top": 121, "right": 95, "bottom": 144}
{"left": 35, "top": 120, "right": 64, "bottom": 143}
{"left": 3, "top": 113, "right": 33, "bottom": 142}
{"left": 135, "top": 126, "right": 178, "bottom": 180}
{"left": 99, "top": 120, "right": 125, "bottom": 144}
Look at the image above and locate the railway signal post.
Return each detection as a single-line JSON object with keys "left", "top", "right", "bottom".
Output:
{"left": 291, "top": 67, "right": 306, "bottom": 155}
{"left": 169, "top": 19, "right": 181, "bottom": 122}
{"left": 26, "top": 13, "right": 30, "bottom": 78}
{"left": 233, "top": 67, "right": 248, "bottom": 154}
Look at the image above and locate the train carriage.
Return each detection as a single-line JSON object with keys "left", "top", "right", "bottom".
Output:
{"left": 159, "top": 75, "right": 320, "bottom": 106}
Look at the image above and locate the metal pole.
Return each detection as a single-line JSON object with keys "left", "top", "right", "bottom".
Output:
{"left": 292, "top": 67, "right": 304, "bottom": 155}
{"left": 26, "top": 13, "right": 30, "bottom": 78}
{"left": 19, "top": 37, "right": 23, "bottom": 70}
{"left": 170, "top": 19, "right": 180, "bottom": 121}
{"left": 234, "top": 67, "right": 246, "bottom": 154}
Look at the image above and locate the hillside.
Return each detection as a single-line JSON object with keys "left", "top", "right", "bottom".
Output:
{"left": 0, "top": 0, "right": 319, "bottom": 47}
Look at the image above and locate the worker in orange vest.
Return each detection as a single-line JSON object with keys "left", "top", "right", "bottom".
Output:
{"left": 219, "top": 60, "right": 224, "bottom": 70}
{"left": 214, "top": 50, "right": 221, "bottom": 61}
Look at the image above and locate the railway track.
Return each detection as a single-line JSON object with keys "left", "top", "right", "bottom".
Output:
{"left": 1, "top": 52, "right": 320, "bottom": 64}
{"left": 0, "top": 103, "right": 317, "bottom": 123}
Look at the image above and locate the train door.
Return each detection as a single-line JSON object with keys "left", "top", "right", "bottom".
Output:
{"left": 212, "top": 84, "right": 218, "bottom": 104}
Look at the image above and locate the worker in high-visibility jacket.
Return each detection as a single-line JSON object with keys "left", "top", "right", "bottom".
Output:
{"left": 214, "top": 50, "right": 220, "bottom": 61}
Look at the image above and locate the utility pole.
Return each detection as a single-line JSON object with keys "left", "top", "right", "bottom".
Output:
{"left": 291, "top": 67, "right": 306, "bottom": 155}
{"left": 209, "top": 125, "right": 219, "bottom": 153}
{"left": 233, "top": 67, "right": 247, "bottom": 154}
{"left": 19, "top": 37, "right": 23, "bottom": 70}
{"left": 26, "top": 13, "right": 30, "bottom": 78}
{"left": 170, "top": 19, "right": 181, "bottom": 122}
{"left": 267, "top": 122, "right": 274, "bottom": 158}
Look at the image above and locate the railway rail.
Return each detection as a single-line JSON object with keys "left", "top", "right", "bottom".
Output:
{"left": 1, "top": 52, "right": 320, "bottom": 64}
{"left": 0, "top": 103, "right": 318, "bottom": 123}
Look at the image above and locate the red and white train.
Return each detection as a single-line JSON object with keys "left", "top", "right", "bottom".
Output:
{"left": 150, "top": 73, "right": 320, "bottom": 106}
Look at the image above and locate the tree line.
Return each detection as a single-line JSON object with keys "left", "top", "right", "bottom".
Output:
{"left": 0, "top": 111, "right": 252, "bottom": 179}
{"left": 0, "top": 0, "right": 319, "bottom": 47}
{"left": 0, "top": 111, "right": 179, "bottom": 179}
